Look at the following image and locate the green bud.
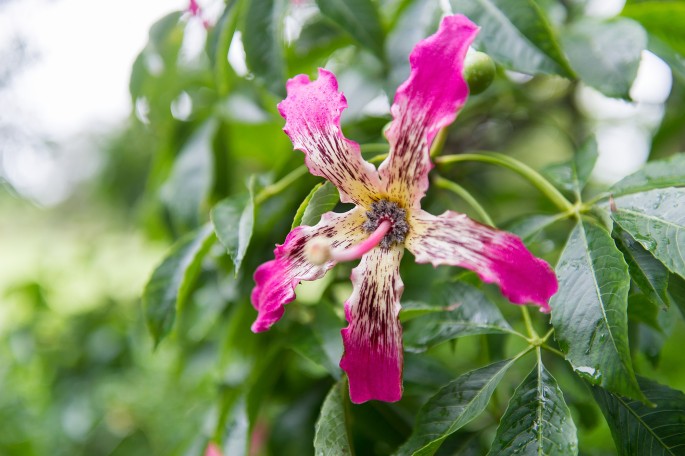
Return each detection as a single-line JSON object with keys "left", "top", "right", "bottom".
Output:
{"left": 464, "top": 51, "right": 496, "bottom": 95}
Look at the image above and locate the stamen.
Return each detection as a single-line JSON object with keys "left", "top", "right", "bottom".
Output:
{"left": 331, "top": 220, "right": 392, "bottom": 262}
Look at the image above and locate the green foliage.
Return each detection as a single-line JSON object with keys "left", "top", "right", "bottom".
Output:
{"left": 7, "top": 0, "right": 685, "bottom": 454}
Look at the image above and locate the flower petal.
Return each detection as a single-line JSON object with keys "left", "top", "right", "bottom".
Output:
{"left": 278, "top": 68, "right": 383, "bottom": 206}
{"left": 406, "top": 210, "right": 557, "bottom": 312}
{"left": 379, "top": 15, "right": 478, "bottom": 208}
{"left": 251, "top": 207, "right": 368, "bottom": 332}
{"left": 340, "top": 247, "right": 404, "bottom": 403}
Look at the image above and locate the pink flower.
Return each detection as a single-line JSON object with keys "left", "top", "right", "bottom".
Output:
{"left": 250, "top": 15, "right": 557, "bottom": 404}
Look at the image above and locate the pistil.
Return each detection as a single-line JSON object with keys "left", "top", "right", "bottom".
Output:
{"left": 306, "top": 220, "right": 392, "bottom": 265}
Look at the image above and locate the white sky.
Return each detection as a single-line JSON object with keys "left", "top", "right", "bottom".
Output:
{"left": 0, "top": 0, "right": 187, "bottom": 139}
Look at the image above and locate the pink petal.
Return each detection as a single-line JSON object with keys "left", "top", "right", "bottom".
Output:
{"left": 379, "top": 15, "right": 479, "bottom": 208}
{"left": 204, "top": 442, "right": 222, "bottom": 456}
{"left": 278, "top": 69, "right": 383, "bottom": 206}
{"left": 251, "top": 208, "right": 368, "bottom": 332}
{"left": 340, "top": 247, "right": 404, "bottom": 403}
{"left": 406, "top": 210, "right": 557, "bottom": 312}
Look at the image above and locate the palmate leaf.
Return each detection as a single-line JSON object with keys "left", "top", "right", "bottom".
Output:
{"left": 550, "top": 221, "right": 645, "bottom": 401}
{"left": 544, "top": 137, "right": 598, "bottom": 195}
{"left": 290, "top": 302, "right": 344, "bottom": 379}
{"left": 614, "top": 224, "right": 670, "bottom": 309}
{"left": 611, "top": 153, "right": 685, "bottom": 196}
{"left": 211, "top": 178, "right": 255, "bottom": 275}
{"left": 611, "top": 188, "right": 685, "bottom": 280}
{"left": 622, "top": 1, "right": 685, "bottom": 57}
{"left": 403, "top": 282, "right": 515, "bottom": 352}
{"left": 488, "top": 361, "right": 578, "bottom": 455}
{"left": 395, "top": 358, "right": 518, "bottom": 456}
{"left": 592, "top": 377, "right": 685, "bottom": 456}
{"left": 143, "top": 224, "right": 216, "bottom": 345}
{"left": 450, "top": 0, "right": 574, "bottom": 77}
{"left": 561, "top": 18, "right": 646, "bottom": 99}
{"left": 314, "top": 382, "right": 353, "bottom": 456}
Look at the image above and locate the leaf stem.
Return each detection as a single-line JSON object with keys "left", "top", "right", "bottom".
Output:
{"left": 433, "top": 175, "right": 495, "bottom": 226}
{"left": 541, "top": 344, "right": 565, "bottom": 358}
{"left": 429, "top": 128, "right": 448, "bottom": 158}
{"left": 520, "top": 306, "right": 539, "bottom": 340}
{"left": 255, "top": 165, "right": 309, "bottom": 204}
{"left": 435, "top": 152, "right": 574, "bottom": 213}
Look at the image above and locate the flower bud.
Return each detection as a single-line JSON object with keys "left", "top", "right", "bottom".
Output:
{"left": 464, "top": 50, "right": 496, "bottom": 95}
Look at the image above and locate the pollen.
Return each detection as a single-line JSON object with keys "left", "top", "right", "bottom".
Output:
{"left": 363, "top": 200, "right": 409, "bottom": 249}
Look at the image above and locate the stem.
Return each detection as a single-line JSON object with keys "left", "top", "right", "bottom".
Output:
{"left": 429, "top": 128, "right": 448, "bottom": 158}
{"left": 520, "top": 306, "right": 539, "bottom": 340}
{"left": 435, "top": 152, "right": 574, "bottom": 213}
{"left": 255, "top": 165, "right": 309, "bottom": 204}
{"left": 433, "top": 176, "right": 495, "bottom": 226}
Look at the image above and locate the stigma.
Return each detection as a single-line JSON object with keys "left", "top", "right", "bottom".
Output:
{"left": 363, "top": 200, "right": 409, "bottom": 249}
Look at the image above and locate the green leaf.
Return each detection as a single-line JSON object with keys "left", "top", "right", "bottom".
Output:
{"left": 396, "top": 358, "right": 519, "bottom": 456}
{"left": 161, "top": 120, "right": 217, "bottom": 229}
{"left": 211, "top": 179, "right": 255, "bottom": 275}
{"left": 622, "top": 1, "right": 685, "bottom": 57}
{"left": 592, "top": 377, "right": 685, "bottom": 456}
{"left": 669, "top": 273, "right": 685, "bottom": 318}
{"left": 450, "top": 0, "right": 575, "bottom": 77}
{"left": 550, "top": 221, "right": 645, "bottom": 401}
{"left": 561, "top": 18, "right": 646, "bottom": 98}
{"left": 403, "top": 282, "right": 514, "bottom": 352}
{"left": 242, "top": 0, "right": 285, "bottom": 95}
{"left": 506, "top": 214, "right": 562, "bottom": 241}
{"left": 292, "top": 181, "right": 339, "bottom": 229}
{"left": 290, "top": 302, "right": 344, "bottom": 379}
{"left": 488, "top": 361, "right": 578, "bottom": 455}
{"left": 612, "top": 188, "right": 685, "bottom": 280}
{"left": 613, "top": 225, "right": 670, "bottom": 309}
{"left": 545, "top": 137, "right": 598, "bottom": 194}
{"left": 314, "top": 382, "right": 353, "bottom": 456}
{"left": 143, "top": 224, "right": 215, "bottom": 345}
{"left": 611, "top": 153, "right": 685, "bottom": 196}
{"left": 207, "top": 0, "right": 240, "bottom": 96}
{"left": 315, "top": 0, "right": 385, "bottom": 59}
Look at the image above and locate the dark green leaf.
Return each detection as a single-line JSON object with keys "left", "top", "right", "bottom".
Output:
{"left": 545, "top": 137, "right": 598, "bottom": 194}
{"left": 592, "top": 377, "right": 685, "bottom": 456}
{"left": 399, "top": 300, "right": 445, "bottom": 322}
{"left": 488, "top": 362, "right": 578, "bottom": 455}
{"left": 669, "top": 273, "right": 685, "bottom": 318}
{"left": 290, "top": 302, "right": 344, "bottom": 379}
{"left": 143, "top": 224, "right": 215, "bottom": 345}
{"left": 292, "top": 181, "right": 339, "bottom": 229}
{"left": 403, "top": 282, "right": 514, "bottom": 352}
{"left": 315, "top": 0, "right": 385, "bottom": 59}
{"left": 396, "top": 358, "right": 519, "bottom": 456}
{"left": 614, "top": 224, "right": 670, "bottom": 309}
{"left": 314, "top": 382, "right": 352, "bottom": 456}
{"left": 161, "top": 120, "right": 217, "bottom": 229}
{"left": 611, "top": 153, "right": 685, "bottom": 196}
{"left": 622, "top": 2, "right": 685, "bottom": 57}
{"left": 506, "top": 214, "right": 562, "bottom": 241}
{"left": 243, "top": 0, "right": 285, "bottom": 95}
{"left": 211, "top": 179, "right": 255, "bottom": 275}
{"left": 561, "top": 18, "right": 646, "bottom": 98}
{"left": 637, "top": 304, "right": 678, "bottom": 367}
{"left": 612, "top": 188, "right": 685, "bottom": 280}
{"left": 450, "top": 0, "right": 575, "bottom": 77}
{"left": 550, "top": 221, "right": 645, "bottom": 401}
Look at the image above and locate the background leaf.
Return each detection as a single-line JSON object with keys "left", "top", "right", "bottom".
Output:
{"left": 550, "top": 221, "right": 645, "bottom": 401}
{"left": 450, "top": 0, "right": 575, "bottom": 77}
{"left": 211, "top": 180, "right": 255, "bottom": 275}
{"left": 545, "top": 136, "right": 598, "bottom": 194}
{"left": 315, "top": 0, "right": 385, "bottom": 59}
{"left": 488, "top": 361, "right": 578, "bottom": 455}
{"left": 243, "top": 0, "right": 285, "bottom": 95}
{"left": 561, "top": 18, "right": 646, "bottom": 98}
{"left": 611, "top": 153, "right": 685, "bottom": 196}
{"left": 592, "top": 377, "right": 685, "bottom": 456}
{"left": 396, "top": 358, "right": 519, "bottom": 456}
{"left": 612, "top": 188, "right": 685, "bottom": 280}
{"left": 143, "top": 224, "right": 215, "bottom": 345}
{"left": 403, "top": 282, "right": 514, "bottom": 352}
{"left": 314, "top": 382, "right": 353, "bottom": 456}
